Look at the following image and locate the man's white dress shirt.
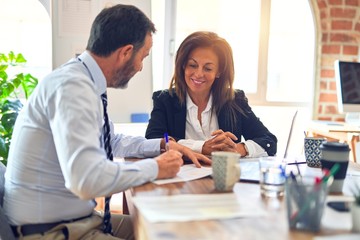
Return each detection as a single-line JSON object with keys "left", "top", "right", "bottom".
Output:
{"left": 4, "top": 51, "right": 161, "bottom": 225}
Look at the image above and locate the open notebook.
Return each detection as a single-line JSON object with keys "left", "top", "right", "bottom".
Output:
{"left": 239, "top": 110, "right": 301, "bottom": 183}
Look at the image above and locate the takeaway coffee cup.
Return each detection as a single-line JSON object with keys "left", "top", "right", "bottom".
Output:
{"left": 320, "top": 141, "right": 350, "bottom": 193}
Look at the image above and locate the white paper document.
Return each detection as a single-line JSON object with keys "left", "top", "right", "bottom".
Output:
{"left": 152, "top": 159, "right": 262, "bottom": 185}
{"left": 153, "top": 164, "right": 212, "bottom": 185}
{"left": 314, "top": 234, "right": 360, "bottom": 240}
{"left": 132, "top": 193, "right": 266, "bottom": 223}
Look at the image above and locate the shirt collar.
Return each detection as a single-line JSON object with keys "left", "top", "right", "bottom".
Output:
{"left": 186, "top": 93, "right": 213, "bottom": 112}
{"left": 77, "top": 51, "right": 107, "bottom": 96}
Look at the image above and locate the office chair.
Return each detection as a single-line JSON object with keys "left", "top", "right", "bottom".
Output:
{"left": 0, "top": 162, "right": 16, "bottom": 240}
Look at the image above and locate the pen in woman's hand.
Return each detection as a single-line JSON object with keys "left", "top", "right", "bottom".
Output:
{"left": 164, "top": 132, "right": 170, "bottom": 151}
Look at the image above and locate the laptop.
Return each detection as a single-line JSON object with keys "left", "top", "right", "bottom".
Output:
{"left": 238, "top": 110, "right": 302, "bottom": 183}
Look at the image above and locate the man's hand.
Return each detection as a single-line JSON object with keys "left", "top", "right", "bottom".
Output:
{"left": 168, "top": 141, "right": 212, "bottom": 168}
{"left": 155, "top": 150, "right": 183, "bottom": 179}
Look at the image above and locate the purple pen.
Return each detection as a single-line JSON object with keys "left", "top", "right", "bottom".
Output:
{"left": 164, "top": 132, "right": 169, "bottom": 151}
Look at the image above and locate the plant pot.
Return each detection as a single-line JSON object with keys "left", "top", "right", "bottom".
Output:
{"left": 351, "top": 202, "right": 360, "bottom": 232}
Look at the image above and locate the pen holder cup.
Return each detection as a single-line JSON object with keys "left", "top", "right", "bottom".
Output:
{"left": 304, "top": 137, "right": 325, "bottom": 168}
{"left": 285, "top": 177, "right": 329, "bottom": 232}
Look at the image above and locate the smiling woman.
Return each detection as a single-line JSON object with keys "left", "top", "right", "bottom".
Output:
{"left": 146, "top": 31, "right": 278, "bottom": 158}
{"left": 150, "top": 0, "right": 314, "bottom": 158}
{"left": 0, "top": 0, "right": 51, "bottom": 81}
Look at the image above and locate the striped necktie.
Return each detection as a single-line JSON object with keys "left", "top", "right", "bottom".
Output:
{"left": 101, "top": 93, "right": 113, "bottom": 235}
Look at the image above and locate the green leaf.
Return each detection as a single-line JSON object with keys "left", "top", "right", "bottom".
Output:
{"left": 0, "top": 51, "right": 37, "bottom": 165}
{"left": 0, "top": 54, "right": 8, "bottom": 63}
{"left": 0, "top": 137, "right": 8, "bottom": 162}
{"left": 0, "top": 82, "right": 15, "bottom": 98}
{"left": 21, "top": 74, "right": 38, "bottom": 99}
{"left": 0, "top": 65, "right": 8, "bottom": 72}
{"left": 8, "top": 51, "right": 15, "bottom": 63}
{"left": 0, "top": 71, "right": 8, "bottom": 81}
{"left": 1, "top": 112, "right": 19, "bottom": 134}
{"left": 3, "top": 52, "right": 27, "bottom": 66}
{"left": 0, "top": 124, "right": 5, "bottom": 135}
{"left": 11, "top": 73, "right": 23, "bottom": 88}
{"left": 1, "top": 99, "right": 23, "bottom": 113}
{"left": 15, "top": 53, "right": 26, "bottom": 63}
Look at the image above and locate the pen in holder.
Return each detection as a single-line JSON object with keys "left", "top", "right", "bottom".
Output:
{"left": 285, "top": 176, "right": 329, "bottom": 232}
{"left": 285, "top": 164, "right": 338, "bottom": 232}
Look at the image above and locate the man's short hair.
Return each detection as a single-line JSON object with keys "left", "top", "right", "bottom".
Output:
{"left": 86, "top": 4, "right": 156, "bottom": 57}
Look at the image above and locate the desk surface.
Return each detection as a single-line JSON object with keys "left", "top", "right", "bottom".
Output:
{"left": 308, "top": 121, "right": 360, "bottom": 162}
{"left": 309, "top": 120, "right": 360, "bottom": 133}
{"left": 126, "top": 162, "right": 360, "bottom": 240}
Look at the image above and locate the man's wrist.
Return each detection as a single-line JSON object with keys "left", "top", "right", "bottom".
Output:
{"left": 160, "top": 135, "right": 176, "bottom": 152}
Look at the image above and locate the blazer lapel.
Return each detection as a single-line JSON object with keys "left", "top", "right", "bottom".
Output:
{"left": 173, "top": 101, "right": 187, "bottom": 139}
{"left": 218, "top": 108, "right": 228, "bottom": 130}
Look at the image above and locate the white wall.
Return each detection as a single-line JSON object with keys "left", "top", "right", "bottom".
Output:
{"left": 252, "top": 106, "right": 311, "bottom": 158}
{"left": 51, "top": 0, "right": 152, "bottom": 123}
{"left": 49, "top": 1, "right": 313, "bottom": 158}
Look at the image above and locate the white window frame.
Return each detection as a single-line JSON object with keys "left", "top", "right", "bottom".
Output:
{"left": 152, "top": 0, "right": 315, "bottom": 109}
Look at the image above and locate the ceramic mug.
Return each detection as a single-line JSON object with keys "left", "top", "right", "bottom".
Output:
{"left": 211, "top": 152, "right": 241, "bottom": 191}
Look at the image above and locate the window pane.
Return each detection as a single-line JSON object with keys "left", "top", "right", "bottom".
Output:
{"left": 0, "top": 0, "right": 51, "bottom": 81}
{"left": 266, "top": 0, "right": 315, "bottom": 102}
{"left": 175, "top": 0, "right": 261, "bottom": 93}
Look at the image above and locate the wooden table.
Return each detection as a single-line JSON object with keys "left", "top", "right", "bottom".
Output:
{"left": 125, "top": 162, "right": 360, "bottom": 240}
{"left": 307, "top": 121, "right": 360, "bottom": 162}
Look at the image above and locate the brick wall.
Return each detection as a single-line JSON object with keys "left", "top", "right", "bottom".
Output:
{"left": 312, "top": 0, "right": 360, "bottom": 121}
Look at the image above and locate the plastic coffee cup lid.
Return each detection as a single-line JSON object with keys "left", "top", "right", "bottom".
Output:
{"left": 319, "top": 141, "right": 350, "bottom": 152}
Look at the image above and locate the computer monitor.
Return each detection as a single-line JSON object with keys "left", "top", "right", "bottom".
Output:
{"left": 334, "top": 60, "right": 360, "bottom": 125}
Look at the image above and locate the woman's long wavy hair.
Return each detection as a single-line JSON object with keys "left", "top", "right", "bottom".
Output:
{"left": 169, "top": 31, "right": 245, "bottom": 130}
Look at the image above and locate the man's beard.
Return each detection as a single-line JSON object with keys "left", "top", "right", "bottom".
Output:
{"left": 112, "top": 57, "right": 137, "bottom": 89}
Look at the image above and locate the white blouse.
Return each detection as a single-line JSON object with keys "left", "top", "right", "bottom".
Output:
{"left": 178, "top": 93, "right": 267, "bottom": 157}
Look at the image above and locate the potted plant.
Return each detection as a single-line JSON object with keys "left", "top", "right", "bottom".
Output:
{"left": 0, "top": 51, "right": 38, "bottom": 166}
{"left": 351, "top": 183, "right": 360, "bottom": 232}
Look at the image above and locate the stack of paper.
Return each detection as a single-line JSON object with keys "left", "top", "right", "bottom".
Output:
{"left": 132, "top": 193, "right": 266, "bottom": 223}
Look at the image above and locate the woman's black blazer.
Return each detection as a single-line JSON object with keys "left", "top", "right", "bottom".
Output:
{"left": 145, "top": 89, "right": 277, "bottom": 156}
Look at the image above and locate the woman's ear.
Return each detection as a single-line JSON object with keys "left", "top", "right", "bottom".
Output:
{"left": 215, "top": 70, "right": 221, "bottom": 78}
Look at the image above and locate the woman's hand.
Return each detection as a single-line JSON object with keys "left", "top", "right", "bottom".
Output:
{"left": 167, "top": 141, "right": 212, "bottom": 168}
{"left": 202, "top": 129, "right": 248, "bottom": 156}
